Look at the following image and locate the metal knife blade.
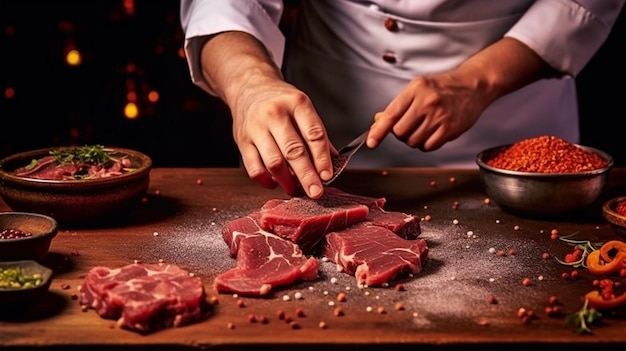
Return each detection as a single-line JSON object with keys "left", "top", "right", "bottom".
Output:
{"left": 322, "top": 130, "right": 369, "bottom": 186}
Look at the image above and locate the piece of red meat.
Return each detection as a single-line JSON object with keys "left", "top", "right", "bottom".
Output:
{"left": 79, "top": 262, "right": 208, "bottom": 334}
{"left": 259, "top": 188, "right": 381, "bottom": 253}
{"left": 365, "top": 206, "right": 421, "bottom": 240}
{"left": 320, "top": 222, "right": 429, "bottom": 287}
{"left": 217, "top": 212, "right": 319, "bottom": 296}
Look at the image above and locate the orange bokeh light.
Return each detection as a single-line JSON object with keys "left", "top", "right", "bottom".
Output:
{"left": 148, "top": 91, "right": 159, "bottom": 103}
{"left": 66, "top": 49, "right": 82, "bottom": 66}
{"left": 124, "top": 102, "right": 139, "bottom": 119}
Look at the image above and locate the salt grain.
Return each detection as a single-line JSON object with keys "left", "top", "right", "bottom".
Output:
{"left": 282, "top": 295, "right": 291, "bottom": 302}
{"left": 153, "top": 232, "right": 159, "bottom": 237}
{"left": 330, "top": 277, "right": 338, "bottom": 284}
{"left": 453, "top": 219, "right": 459, "bottom": 225}
{"left": 294, "top": 292, "right": 303, "bottom": 300}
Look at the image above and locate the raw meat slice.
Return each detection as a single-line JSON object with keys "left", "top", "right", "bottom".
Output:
{"left": 79, "top": 262, "right": 207, "bottom": 334}
{"left": 320, "top": 222, "right": 429, "bottom": 287}
{"left": 365, "top": 207, "right": 421, "bottom": 240}
{"left": 217, "top": 213, "right": 320, "bottom": 296}
{"left": 259, "top": 188, "right": 377, "bottom": 253}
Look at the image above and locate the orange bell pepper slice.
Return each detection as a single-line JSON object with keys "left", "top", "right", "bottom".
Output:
{"left": 599, "top": 240, "right": 626, "bottom": 263}
{"left": 585, "top": 290, "right": 626, "bottom": 310}
{"left": 586, "top": 250, "right": 626, "bottom": 276}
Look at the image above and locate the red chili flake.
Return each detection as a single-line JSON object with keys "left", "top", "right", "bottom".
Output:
{"left": 247, "top": 314, "right": 257, "bottom": 323}
{"left": 154, "top": 189, "right": 161, "bottom": 196}
{"left": 276, "top": 310, "right": 285, "bottom": 320}
{"left": 487, "top": 295, "right": 498, "bottom": 304}
{"left": 570, "top": 270, "right": 579, "bottom": 280}
{"left": 429, "top": 180, "right": 436, "bottom": 187}
{"left": 484, "top": 135, "right": 607, "bottom": 173}
{"left": 548, "top": 295, "right": 559, "bottom": 305}
{"left": 284, "top": 315, "right": 294, "bottom": 323}
{"left": 227, "top": 322, "right": 235, "bottom": 329}
{"left": 522, "top": 278, "right": 532, "bottom": 286}
{"left": 141, "top": 196, "right": 148, "bottom": 203}
{"left": 449, "top": 176, "right": 456, "bottom": 183}
{"left": 561, "top": 272, "right": 571, "bottom": 280}
{"left": 476, "top": 318, "right": 489, "bottom": 326}
{"left": 333, "top": 307, "right": 344, "bottom": 316}
{"left": 394, "top": 283, "right": 405, "bottom": 291}
{"left": 236, "top": 299, "right": 245, "bottom": 308}
{"left": 258, "top": 315, "right": 269, "bottom": 324}
{"left": 196, "top": 178, "right": 203, "bottom": 185}
{"left": 318, "top": 321, "right": 327, "bottom": 329}
{"left": 394, "top": 302, "right": 405, "bottom": 311}
{"left": 496, "top": 250, "right": 506, "bottom": 257}
{"left": 60, "top": 283, "right": 70, "bottom": 290}
{"left": 209, "top": 296, "right": 219, "bottom": 305}
{"left": 513, "top": 225, "right": 520, "bottom": 231}
{"left": 423, "top": 214, "right": 432, "bottom": 222}
{"left": 483, "top": 197, "right": 491, "bottom": 205}
{"left": 295, "top": 308, "right": 306, "bottom": 317}
{"left": 376, "top": 306, "right": 386, "bottom": 314}
{"left": 70, "top": 250, "right": 80, "bottom": 256}
{"left": 541, "top": 252, "right": 551, "bottom": 259}
{"left": 381, "top": 170, "right": 389, "bottom": 176}
{"left": 508, "top": 248, "right": 517, "bottom": 256}
{"left": 70, "top": 293, "right": 78, "bottom": 300}
{"left": 451, "top": 201, "right": 459, "bottom": 210}
{"left": 289, "top": 321, "right": 300, "bottom": 329}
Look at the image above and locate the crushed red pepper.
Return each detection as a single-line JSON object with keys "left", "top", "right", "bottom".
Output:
{"left": 485, "top": 135, "right": 607, "bottom": 173}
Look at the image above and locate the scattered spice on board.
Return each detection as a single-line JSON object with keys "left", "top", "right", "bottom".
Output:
{"left": 0, "top": 229, "right": 33, "bottom": 239}
{"left": 485, "top": 135, "right": 607, "bottom": 173}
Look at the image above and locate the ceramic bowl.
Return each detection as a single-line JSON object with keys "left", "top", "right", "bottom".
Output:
{"left": 476, "top": 144, "right": 613, "bottom": 217}
{"left": 0, "top": 260, "right": 53, "bottom": 306}
{"left": 0, "top": 146, "right": 151, "bottom": 226}
{"left": 602, "top": 196, "right": 626, "bottom": 238}
{"left": 0, "top": 212, "right": 59, "bottom": 262}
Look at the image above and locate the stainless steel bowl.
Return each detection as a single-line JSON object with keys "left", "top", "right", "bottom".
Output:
{"left": 476, "top": 144, "right": 613, "bottom": 217}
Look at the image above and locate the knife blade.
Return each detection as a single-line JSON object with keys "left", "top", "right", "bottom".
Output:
{"left": 322, "top": 130, "right": 369, "bottom": 186}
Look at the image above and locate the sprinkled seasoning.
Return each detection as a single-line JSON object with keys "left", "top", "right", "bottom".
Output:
{"left": 616, "top": 200, "right": 626, "bottom": 216}
{"left": 485, "top": 135, "right": 607, "bottom": 173}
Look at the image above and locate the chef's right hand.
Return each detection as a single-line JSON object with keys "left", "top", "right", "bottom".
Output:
{"left": 198, "top": 31, "right": 334, "bottom": 199}
{"left": 230, "top": 76, "right": 334, "bottom": 199}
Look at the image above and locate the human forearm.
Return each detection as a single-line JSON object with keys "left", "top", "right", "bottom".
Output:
{"left": 452, "top": 37, "right": 559, "bottom": 106}
{"left": 199, "top": 31, "right": 284, "bottom": 106}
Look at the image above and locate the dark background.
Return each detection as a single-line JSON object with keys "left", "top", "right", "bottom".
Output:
{"left": 1, "top": 1, "right": 624, "bottom": 167}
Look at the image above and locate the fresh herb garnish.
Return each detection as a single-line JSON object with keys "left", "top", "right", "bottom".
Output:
{"left": 566, "top": 298, "right": 602, "bottom": 334}
{"left": 49, "top": 145, "right": 111, "bottom": 166}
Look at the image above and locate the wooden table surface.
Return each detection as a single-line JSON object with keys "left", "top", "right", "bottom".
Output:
{"left": 2, "top": 167, "right": 626, "bottom": 351}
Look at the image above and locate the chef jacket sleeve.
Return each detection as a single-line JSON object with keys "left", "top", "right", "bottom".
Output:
{"left": 180, "top": 0, "right": 285, "bottom": 94}
{"left": 505, "top": 0, "right": 625, "bottom": 77}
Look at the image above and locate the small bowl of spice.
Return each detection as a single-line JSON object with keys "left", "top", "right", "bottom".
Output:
{"left": 0, "top": 260, "right": 53, "bottom": 306}
{"left": 602, "top": 196, "right": 626, "bottom": 238}
{"left": 476, "top": 135, "right": 613, "bottom": 217}
{"left": 0, "top": 212, "right": 59, "bottom": 262}
{"left": 0, "top": 145, "right": 151, "bottom": 226}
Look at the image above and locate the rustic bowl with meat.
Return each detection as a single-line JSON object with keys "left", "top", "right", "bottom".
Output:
{"left": 0, "top": 259, "right": 53, "bottom": 307}
{"left": 0, "top": 146, "right": 152, "bottom": 227}
{"left": 602, "top": 196, "right": 626, "bottom": 238}
{"left": 475, "top": 136, "right": 613, "bottom": 218}
{"left": 0, "top": 212, "right": 58, "bottom": 262}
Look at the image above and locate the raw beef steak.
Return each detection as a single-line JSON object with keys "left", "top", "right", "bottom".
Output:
{"left": 217, "top": 212, "right": 319, "bottom": 296}
{"left": 259, "top": 188, "right": 381, "bottom": 253}
{"left": 79, "top": 262, "right": 207, "bottom": 333}
{"left": 320, "top": 222, "right": 429, "bottom": 287}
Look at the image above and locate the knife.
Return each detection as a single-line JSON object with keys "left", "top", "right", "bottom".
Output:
{"left": 322, "top": 130, "right": 369, "bottom": 186}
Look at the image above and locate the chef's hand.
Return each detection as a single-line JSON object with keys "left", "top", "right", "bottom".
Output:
{"left": 199, "top": 31, "right": 333, "bottom": 199}
{"left": 366, "top": 37, "right": 558, "bottom": 151}
{"left": 231, "top": 77, "right": 334, "bottom": 199}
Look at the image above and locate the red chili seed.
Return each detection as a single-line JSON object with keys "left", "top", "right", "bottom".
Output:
{"left": 570, "top": 270, "right": 579, "bottom": 280}
{"left": 522, "top": 278, "right": 531, "bottom": 286}
{"left": 277, "top": 310, "right": 285, "bottom": 320}
{"left": 548, "top": 295, "right": 559, "bottom": 305}
{"left": 487, "top": 295, "right": 498, "bottom": 304}
{"left": 429, "top": 180, "right": 437, "bottom": 187}
{"left": 394, "top": 302, "right": 405, "bottom": 311}
{"left": 395, "top": 283, "right": 405, "bottom": 291}
{"left": 333, "top": 307, "right": 344, "bottom": 316}
{"left": 236, "top": 299, "right": 245, "bottom": 308}
{"left": 196, "top": 178, "right": 203, "bottom": 185}
{"left": 295, "top": 308, "right": 305, "bottom": 317}
{"left": 541, "top": 252, "right": 551, "bottom": 259}
{"left": 247, "top": 314, "right": 257, "bottom": 323}
{"left": 561, "top": 272, "right": 570, "bottom": 280}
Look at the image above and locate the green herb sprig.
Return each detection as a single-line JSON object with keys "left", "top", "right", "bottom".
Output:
{"left": 49, "top": 145, "right": 111, "bottom": 166}
{"left": 566, "top": 298, "right": 603, "bottom": 334}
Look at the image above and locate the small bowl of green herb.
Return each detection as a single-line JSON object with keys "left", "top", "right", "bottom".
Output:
{"left": 0, "top": 145, "right": 152, "bottom": 227}
{"left": 0, "top": 260, "right": 53, "bottom": 306}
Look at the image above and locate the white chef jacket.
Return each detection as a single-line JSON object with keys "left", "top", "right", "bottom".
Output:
{"left": 181, "top": 0, "right": 624, "bottom": 168}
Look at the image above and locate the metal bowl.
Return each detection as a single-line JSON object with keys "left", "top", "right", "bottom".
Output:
{"left": 602, "top": 196, "right": 626, "bottom": 238}
{"left": 0, "top": 146, "right": 151, "bottom": 227}
{"left": 476, "top": 144, "right": 613, "bottom": 217}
